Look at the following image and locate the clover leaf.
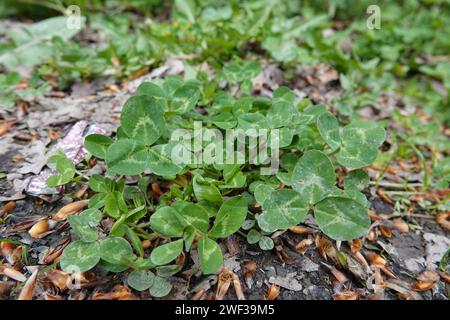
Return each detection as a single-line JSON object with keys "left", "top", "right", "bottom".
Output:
{"left": 198, "top": 237, "right": 223, "bottom": 274}
{"left": 105, "top": 139, "right": 148, "bottom": 175}
{"left": 68, "top": 208, "right": 102, "bottom": 242}
{"left": 127, "top": 270, "right": 155, "bottom": 291}
{"left": 291, "top": 150, "right": 336, "bottom": 204}
{"left": 208, "top": 196, "right": 248, "bottom": 238}
{"left": 60, "top": 240, "right": 100, "bottom": 273}
{"left": 84, "top": 134, "right": 113, "bottom": 159}
{"left": 120, "top": 95, "right": 166, "bottom": 145}
{"left": 314, "top": 196, "right": 370, "bottom": 241}
{"left": 150, "top": 239, "right": 184, "bottom": 266}
{"left": 257, "top": 189, "right": 309, "bottom": 233}
{"left": 150, "top": 206, "right": 185, "bottom": 237}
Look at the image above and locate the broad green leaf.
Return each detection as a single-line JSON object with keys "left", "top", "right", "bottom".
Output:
{"left": 68, "top": 208, "right": 102, "bottom": 242}
{"left": 60, "top": 241, "right": 100, "bottom": 273}
{"left": 0, "top": 16, "right": 84, "bottom": 68}
{"left": 150, "top": 239, "right": 184, "bottom": 266}
{"left": 120, "top": 95, "right": 165, "bottom": 145}
{"left": 46, "top": 154, "right": 75, "bottom": 187}
{"left": 247, "top": 229, "right": 261, "bottom": 244}
{"left": 104, "top": 192, "right": 121, "bottom": 218}
{"left": 211, "top": 112, "right": 237, "bottom": 129}
{"left": 136, "top": 82, "right": 167, "bottom": 108}
{"left": 317, "top": 111, "right": 341, "bottom": 151}
{"left": 147, "top": 143, "right": 183, "bottom": 176}
{"left": 84, "top": 134, "right": 112, "bottom": 159}
{"left": 127, "top": 270, "right": 155, "bottom": 291}
{"left": 336, "top": 144, "right": 378, "bottom": 169}
{"left": 314, "top": 196, "right": 370, "bottom": 241}
{"left": 298, "top": 104, "right": 327, "bottom": 125}
{"left": 172, "top": 201, "right": 210, "bottom": 234}
{"left": 171, "top": 81, "right": 200, "bottom": 114}
{"left": 342, "top": 120, "right": 386, "bottom": 148}
{"left": 174, "top": 0, "right": 196, "bottom": 22}
{"left": 344, "top": 169, "right": 370, "bottom": 191}
{"left": 198, "top": 237, "right": 223, "bottom": 274}
{"left": 257, "top": 189, "right": 309, "bottom": 233}
{"left": 193, "top": 175, "right": 222, "bottom": 203}
{"left": 292, "top": 150, "right": 336, "bottom": 204}
{"left": 209, "top": 196, "right": 248, "bottom": 238}
{"left": 99, "top": 237, "right": 134, "bottom": 265}
{"left": 105, "top": 139, "right": 147, "bottom": 175}
{"left": 149, "top": 276, "right": 173, "bottom": 298}
{"left": 267, "top": 87, "right": 297, "bottom": 128}
{"left": 88, "top": 174, "right": 113, "bottom": 193}
{"left": 254, "top": 184, "right": 276, "bottom": 205}
{"left": 258, "top": 236, "right": 274, "bottom": 250}
{"left": 238, "top": 113, "right": 269, "bottom": 131}
{"left": 156, "top": 265, "right": 183, "bottom": 277}
{"left": 150, "top": 206, "right": 185, "bottom": 237}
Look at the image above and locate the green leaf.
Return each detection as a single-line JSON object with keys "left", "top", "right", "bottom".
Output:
{"left": 267, "top": 87, "right": 297, "bottom": 128}
{"left": 127, "top": 270, "right": 155, "bottom": 291}
{"left": 46, "top": 154, "right": 75, "bottom": 187}
{"left": 120, "top": 95, "right": 166, "bottom": 145}
{"left": 317, "top": 111, "right": 341, "bottom": 151}
{"left": 171, "top": 81, "right": 200, "bottom": 114}
{"left": 60, "top": 241, "right": 100, "bottom": 273}
{"left": 150, "top": 239, "right": 184, "bottom": 266}
{"left": 147, "top": 143, "right": 183, "bottom": 176}
{"left": 292, "top": 150, "right": 336, "bottom": 204}
{"left": 84, "top": 134, "right": 113, "bottom": 159}
{"left": 88, "top": 174, "right": 113, "bottom": 193}
{"left": 342, "top": 120, "right": 386, "bottom": 148}
{"left": 68, "top": 208, "right": 102, "bottom": 242}
{"left": 314, "top": 196, "right": 370, "bottom": 241}
{"left": 198, "top": 237, "right": 223, "bottom": 274}
{"left": 254, "top": 184, "right": 276, "bottom": 205}
{"left": 298, "top": 104, "right": 327, "bottom": 125}
{"left": 257, "top": 189, "right": 309, "bottom": 233}
{"left": 149, "top": 276, "right": 173, "bottom": 298}
{"left": 336, "top": 144, "right": 378, "bottom": 169}
{"left": 209, "top": 196, "right": 248, "bottom": 238}
{"left": 247, "top": 229, "right": 261, "bottom": 244}
{"left": 105, "top": 139, "right": 147, "bottom": 175}
{"left": 193, "top": 175, "right": 222, "bottom": 203}
{"left": 99, "top": 237, "right": 134, "bottom": 265}
{"left": 258, "top": 236, "right": 274, "bottom": 250}
{"left": 211, "top": 112, "right": 237, "bottom": 129}
{"left": 104, "top": 192, "right": 121, "bottom": 218}
{"left": 174, "top": 0, "right": 196, "bottom": 22}
{"left": 150, "top": 206, "right": 185, "bottom": 237}
{"left": 136, "top": 82, "right": 167, "bottom": 108}
{"left": 172, "top": 201, "right": 210, "bottom": 234}
{"left": 344, "top": 169, "right": 370, "bottom": 191}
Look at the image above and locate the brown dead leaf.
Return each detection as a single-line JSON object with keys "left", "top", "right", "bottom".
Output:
{"left": 295, "top": 238, "right": 313, "bottom": 254}
{"left": 332, "top": 291, "right": 359, "bottom": 300}
{"left": 288, "top": 225, "right": 319, "bottom": 235}
{"left": 215, "top": 267, "right": 233, "bottom": 300}
{"left": 91, "top": 285, "right": 138, "bottom": 300}
{"left": 266, "top": 284, "right": 280, "bottom": 300}
{"left": 438, "top": 271, "right": 450, "bottom": 283}
{"left": 28, "top": 219, "right": 57, "bottom": 239}
{"left": 377, "top": 188, "right": 394, "bottom": 205}
{"left": 0, "top": 265, "right": 27, "bottom": 282}
{"left": 315, "top": 234, "right": 338, "bottom": 263}
{"left": 435, "top": 212, "right": 450, "bottom": 231}
{"left": 0, "top": 119, "right": 17, "bottom": 137}
{"left": 18, "top": 269, "right": 39, "bottom": 300}
{"left": 232, "top": 273, "right": 245, "bottom": 300}
{"left": 411, "top": 281, "right": 435, "bottom": 292}
{"left": 0, "top": 201, "right": 16, "bottom": 217}
{"left": 52, "top": 200, "right": 89, "bottom": 221}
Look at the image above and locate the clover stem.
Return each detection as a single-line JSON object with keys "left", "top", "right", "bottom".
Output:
{"left": 369, "top": 181, "right": 423, "bottom": 189}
